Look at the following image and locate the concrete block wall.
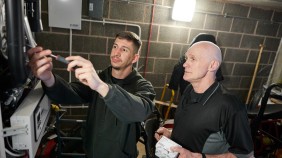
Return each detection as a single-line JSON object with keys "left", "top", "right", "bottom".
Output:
{"left": 35, "top": 0, "right": 282, "bottom": 118}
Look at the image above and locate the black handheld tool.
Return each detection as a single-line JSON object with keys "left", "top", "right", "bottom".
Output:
{"left": 49, "top": 54, "right": 69, "bottom": 64}
{"left": 49, "top": 54, "right": 79, "bottom": 69}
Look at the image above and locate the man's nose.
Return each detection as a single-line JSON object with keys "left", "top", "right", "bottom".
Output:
{"left": 183, "top": 60, "right": 188, "bottom": 68}
{"left": 112, "top": 48, "right": 121, "bottom": 56}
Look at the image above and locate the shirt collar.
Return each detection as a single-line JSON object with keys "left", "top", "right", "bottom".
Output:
{"left": 186, "top": 81, "right": 220, "bottom": 106}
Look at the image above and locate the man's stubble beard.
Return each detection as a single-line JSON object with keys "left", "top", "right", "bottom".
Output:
{"left": 112, "top": 62, "right": 132, "bottom": 71}
{"left": 112, "top": 66, "right": 121, "bottom": 70}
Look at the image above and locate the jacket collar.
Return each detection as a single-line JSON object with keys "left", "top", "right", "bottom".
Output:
{"left": 104, "top": 66, "right": 140, "bottom": 85}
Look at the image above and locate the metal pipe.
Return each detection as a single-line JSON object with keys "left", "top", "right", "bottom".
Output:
{"left": 110, "top": 0, "right": 172, "bottom": 8}
{"left": 5, "top": 0, "right": 27, "bottom": 87}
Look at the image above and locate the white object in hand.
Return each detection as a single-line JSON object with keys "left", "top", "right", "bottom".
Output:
{"left": 155, "top": 136, "right": 181, "bottom": 158}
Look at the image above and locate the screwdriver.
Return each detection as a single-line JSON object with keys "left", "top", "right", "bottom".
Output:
{"left": 49, "top": 54, "right": 69, "bottom": 64}
{"left": 49, "top": 54, "right": 79, "bottom": 69}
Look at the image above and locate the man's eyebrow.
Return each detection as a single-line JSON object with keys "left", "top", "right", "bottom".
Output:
{"left": 121, "top": 46, "right": 130, "bottom": 50}
{"left": 113, "top": 43, "right": 129, "bottom": 49}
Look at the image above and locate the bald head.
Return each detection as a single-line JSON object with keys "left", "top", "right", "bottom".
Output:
{"left": 188, "top": 41, "right": 222, "bottom": 65}
{"left": 183, "top": 41, "right": 222, "bottom": 84}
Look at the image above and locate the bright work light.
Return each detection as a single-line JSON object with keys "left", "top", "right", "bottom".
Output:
{"left": 172, "top": 0, "right": 196, "bottom": 22}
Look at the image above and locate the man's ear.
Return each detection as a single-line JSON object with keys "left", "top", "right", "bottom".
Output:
{"left": 209, "top": 60, "right": 220, "bottom": 72}
{"left": 132, "top": 53, "right": 140, "bottom": 64}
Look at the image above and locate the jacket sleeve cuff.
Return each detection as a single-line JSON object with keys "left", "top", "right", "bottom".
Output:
{"left": 101, "top": 84, "right": 114, "bottom": 101}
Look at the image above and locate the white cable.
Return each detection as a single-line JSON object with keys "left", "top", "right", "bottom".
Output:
{"left": 5, "top": 137, "right": 21, "bottom": 154}
{"left": 4, "top": 137, "right": 25, "bottom": 156}
{"left": 5, "top": 148, "right": 25, "bottom": 157}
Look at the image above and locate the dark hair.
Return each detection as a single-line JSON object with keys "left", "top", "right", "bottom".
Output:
{"left": 115, "top": 31, "right": 142, "bottom": 53}
{"left": 191, "top": 33, "right": 217, "bottom": 46}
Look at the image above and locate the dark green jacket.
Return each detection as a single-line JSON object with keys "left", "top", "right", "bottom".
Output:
{"left": 43, "top": 66, "right": 156, "bottom": 158}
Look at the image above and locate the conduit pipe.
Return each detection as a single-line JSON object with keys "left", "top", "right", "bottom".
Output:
{"left": 143, "top": 0, "right": 156, "bottom": 77}
{"left": 6, "top": 0, "right": 27, "bottom": 86}
{"left": 69, "top": 29, "right": 73, "bottom": 82}
{"left": 110, "top": 0, "right": 171, "bottom": 8}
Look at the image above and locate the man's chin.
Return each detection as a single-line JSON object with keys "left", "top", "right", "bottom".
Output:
{"left": 112, "top": 66, "right": 121, "bottom": 70}
{"left": 183, "top": 77, "right": 191, "bottom": 82}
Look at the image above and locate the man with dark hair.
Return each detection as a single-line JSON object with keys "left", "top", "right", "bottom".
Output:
{"left": 28, "top": 31, "right": 156, "bottom": 158}
{"left": 169, "top": 33, "right": 224, "bottom": 96}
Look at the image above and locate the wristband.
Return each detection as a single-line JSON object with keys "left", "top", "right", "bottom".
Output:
{"left": 202, "top": 153, "right": 206, "bottom": 158}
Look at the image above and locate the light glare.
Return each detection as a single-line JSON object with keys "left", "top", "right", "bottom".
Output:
{"left": 172, "top": 0, "right": 196, "bottom": 22}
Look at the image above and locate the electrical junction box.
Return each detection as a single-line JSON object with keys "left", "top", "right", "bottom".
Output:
{"left": 89, "top": 0, "right": 104, "bottom": 19}
{"left": 48, "top": 0, "right": 82, "bottom": 30}
{"left": 10, "top": 82, "right": 51, "bottom": 157}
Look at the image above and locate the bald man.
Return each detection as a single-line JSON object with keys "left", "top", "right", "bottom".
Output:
{"left": 155, "top": 42, "right": 254, "bottom": 158}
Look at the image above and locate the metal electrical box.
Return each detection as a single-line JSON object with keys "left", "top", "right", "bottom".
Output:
{"left": 10, "top": 83, "right": 50, "bottom": 157}
{"left": 89, "top": 0, "right": 104, "bottom": 19}
{"left": 48, "top": 0, "right": 82, "bottom": 30}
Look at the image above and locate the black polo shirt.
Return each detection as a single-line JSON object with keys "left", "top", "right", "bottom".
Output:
{"left": 171, "top": 82, "right": 253, "bottom": 157}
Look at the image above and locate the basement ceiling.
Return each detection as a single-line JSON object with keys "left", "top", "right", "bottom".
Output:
{"left": 218, "top": 0, "right": 282, "bottom": 10}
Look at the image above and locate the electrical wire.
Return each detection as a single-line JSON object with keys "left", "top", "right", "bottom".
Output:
{"left": 5, "top": 137, "right": 25, "bottom": 155}
{"left": 5, "top": 138, "right": 16, "bottom": 152}
{"left": 5, "top": 148, "right": 25, "bottom": 157}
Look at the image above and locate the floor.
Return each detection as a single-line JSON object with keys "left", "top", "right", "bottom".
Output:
{"left": 137, "top": 141, "right": 146, "bottom": 158}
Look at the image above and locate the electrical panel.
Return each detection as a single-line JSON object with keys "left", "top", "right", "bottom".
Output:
{"left": 48, "top": 0, "right": 82, "bottom": 30}
{"left": 10, "top": 83, "right": 51, "bottom": 157}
